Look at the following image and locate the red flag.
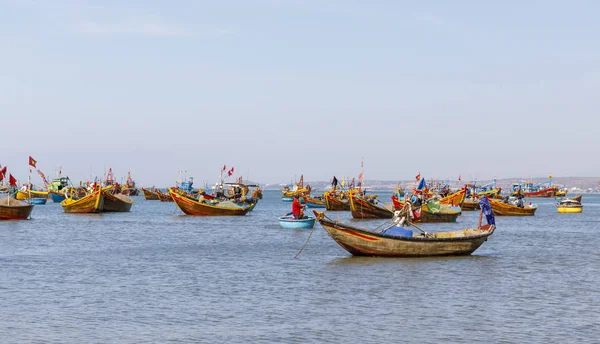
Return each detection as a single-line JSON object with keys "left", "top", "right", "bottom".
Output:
{"left": 0, "top": 166, "right": 6, "bottom": 182}
{"left": 222, "top": 165, "right": 227, "bottom": 172}
{"left": 458, "top": 175, "right": 462, "bottom": 181}
{"left": 415, "top": 172, "right": 421, "bottom": 181}
{"left": 28, "top": 156, "right": 37, "bottom": 168}
{"left": 9, "top": 174, "right": 17, "bottom": 187}
{"left": 228, "top": 167, "right": 234, "bottom": 176}
{"left": 298, "top": 174, "right": 304, "bottom": 187}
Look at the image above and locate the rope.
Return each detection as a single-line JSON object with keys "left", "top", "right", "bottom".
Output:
{"left": 293, "top": 222, "right": 317, "bottom": 259}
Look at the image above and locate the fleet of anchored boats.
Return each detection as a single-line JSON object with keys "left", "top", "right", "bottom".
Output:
{"left": 0, "top": 160, "right": 588, "bottom": 258}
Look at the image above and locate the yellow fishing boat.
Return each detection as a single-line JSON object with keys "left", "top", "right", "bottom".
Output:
{"left": 16, "top": 189, "right": 48, "bottom": 200}
{"left": 556, "top": 195, "right": 582, "bottom": 213}
{"left": 60, "top": 188, "right": 104, "bottom": 213}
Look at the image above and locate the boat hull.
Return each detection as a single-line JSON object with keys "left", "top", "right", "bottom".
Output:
{"left": 350, "top": 194, "right": 393, "bottom": 219}
{"left": 61, "top": 190, "right": 104, "bottom": 213}
{"left": 16, "top": 190, "right": 48, "bottom": 200}
{"left": 523, "top": 188, "right": 556, "bottom": 198}
{"left": 316, "top": 214, "right": 495, "bottom": 257}
{"left": 557, "top": 206, "right": 582, "bottom": 213}
{"left": 170, "top": 189, "right": 254, "bottom": 216}
{"left": 279, "top": 216, "right": 316, "bottom": 229}
{"left": 462, "top": 200, "right": 480, "bottom": 211}
{"left": 156, "top": 190, "right": 174, "bottom": 202}
{"left": 29, "top": 198, "right": 47, "bottom": 205}
{"left": 0, "top": 198, "right": 34, "bottom": 220}
{"left": 324, "top": 192, "right": 351, "bottom": 211}
{"left": 49, "top": 191, "right": 66, "bottom": 203}
{"left": 102, "top": 190, "right": 133, "bottom": 212}
{"left": 121, "top": 188, "right": 139, "bottom": 196}
{"left": 282, "top": 197, "right": 294, "bottom": 202}
{"left": 489, "top": 199, "right": 537, "bottom": 216}
{"left": 142, "top": 188, "right": 159, "bottom": 200}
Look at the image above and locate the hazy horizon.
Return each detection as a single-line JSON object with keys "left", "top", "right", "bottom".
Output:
{"left": 2, "top": 1, "right": 599, "bottom": 186}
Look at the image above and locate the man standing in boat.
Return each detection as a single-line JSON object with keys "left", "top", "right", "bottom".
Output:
{"left": 292, "top": 194, "right": 305, "bottom": 219}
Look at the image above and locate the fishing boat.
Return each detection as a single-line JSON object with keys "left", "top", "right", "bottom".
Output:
{"left": 281, "top": 175, "right": 311, "bottom": 200}
{"left": 304, "top": 195, "right": 326, "bottom": 208}
{"left": 489, "top": 198, "right": 537, "bottom": 216}
{"left": 60, "top": 188, "right": 104, "bottom": 213}
{"left": 156, "top": 189, "right": 174, "bottom": 202}
{"left": 142, "top": 187, "right": 159, "bottom": 200}
{"left": 278, "top": 214, "right": 316, "bottom": 229}
{"left": 556, "top": 195, "right": 582, "bottom": 213}
{"left": 313, "top": 197, "right": 496, "bottom": 257}
{"left": 120, "top": 171, "right": 139, "bottom": 196}
{"left": 510, "top": 176, "right": 563, "bottom": 198}
{"left": 462, "top": 198, "right": 480, "bottom": 211}
{"left": 415, "top": 202, "right": 461, "bottom": 223}
{"left": 102, "top": 187, "right": 134, "bottom": 212}
{"left": 324, "top": 191, "right": 351, "bottom": 211}
{"left": 439, "top": 188, "right": 466, "bottom": 207}
{"left": 349, "top": 192, "right": 394, "bottom": 219}
{"left": 169, "top": 188, "right": 256, "bottom": 216}
{"left": 0, "top": 196, "right": 34, "bottom": 220}
{"left": 15, "top": 188, "right": 48, "bottom": 201}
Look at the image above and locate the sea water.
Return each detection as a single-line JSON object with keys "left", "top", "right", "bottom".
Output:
{"left": 1, "top": 191, "right": 599, "bottom": 343}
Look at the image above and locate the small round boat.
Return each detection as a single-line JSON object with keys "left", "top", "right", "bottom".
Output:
{"left": 29, "top": 198, "right": 47, "bottom": 205}
{"left": 278, "top": 215, "right": 316, "bottom": 229}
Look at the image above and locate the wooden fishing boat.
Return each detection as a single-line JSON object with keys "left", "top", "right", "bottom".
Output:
{"left": 416, "top": 203, "right": 461, "bottom": 223}
{"left": 170, "top": 188, "right": 256, "bottom": 216}
{"left": 0, "top": 196, "right": 35, "bottom": 220}
{"left": 349, "top": 193, "right": 394, "bottom": 219}
{"left": 16, "top": 189, "right": 48, "bottom": 200}
{"left": 391, "top": 197, "right": 461, "bottom": 223}
{"left": 121, "top": 188, "right": 139, "bottom": 196}
{"left": 489, "top": 199, "right": 537, "bottom": 216}
{"left": 279, "top": 215, "right": 316, "bottom": 229}
{"left": 324, "top": 191, "right": 351, "bottom": 211}
{"left": 61, "top": 188, "right": 104, "bottom": 213}
{"left": 440, "top": 188, "right": 466, "bottom": 207}
{"left": 142, "top": 187, "right": 159, "bottom": 200}
{"left": 304, "top": 195, "right": 326, "bottom": 208}
{"left": 462, "top": 199, "right": 480, "bottom": 211}
{"left": 556, "top": 195, "right": 582, "bottom": 213}
{"left": 156, "top": 189, "right": 174, "bottom": 202}
{"left": 313, "top": 210, "right": 495, "bottom": 257}
{"left": 102, "top": 187, "right": 134, "bottom": 212}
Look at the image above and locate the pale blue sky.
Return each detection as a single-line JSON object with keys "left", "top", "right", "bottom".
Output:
{"left": 1, "top": 0, "right": 598, "bottom": 186}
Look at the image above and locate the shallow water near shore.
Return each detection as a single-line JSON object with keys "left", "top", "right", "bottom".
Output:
{"left": 1, "top": 191, "right": 599, "bottom": 343}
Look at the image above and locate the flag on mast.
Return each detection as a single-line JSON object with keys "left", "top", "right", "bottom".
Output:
{"left": 28, "top": 156, "right": 37, "bottom": 168}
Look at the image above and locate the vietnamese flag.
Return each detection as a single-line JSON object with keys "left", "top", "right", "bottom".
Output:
{"left": 0, "top": 166, "right": 6, "bottom": 182}
{"left": 9, "top": 174, "right": 17, "bottom": 187}
{"left": 28, "top": 156, "right": 37, "bottom": 168}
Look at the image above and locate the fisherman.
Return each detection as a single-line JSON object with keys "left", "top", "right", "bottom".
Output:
{"left": 292, "top": 194, "right": 305, "bottom": 219}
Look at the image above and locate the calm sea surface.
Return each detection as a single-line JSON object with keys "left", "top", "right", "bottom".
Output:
{"left": 1, "top": 191, "right": 600, "bottom": 343}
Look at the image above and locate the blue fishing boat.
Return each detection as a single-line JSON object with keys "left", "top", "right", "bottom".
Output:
{"left": 49, "top": 191, "right": 66, "bottom": 203}
{"left": 278, "top": 215, "right": 316, "bottom": 229}
{"left": 29, "top": 198, "right": 47, "bottom": 205}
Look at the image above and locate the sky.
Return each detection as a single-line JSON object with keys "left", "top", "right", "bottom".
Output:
{"left": 1, "top": 0, "right": 599, "bottom": 187}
